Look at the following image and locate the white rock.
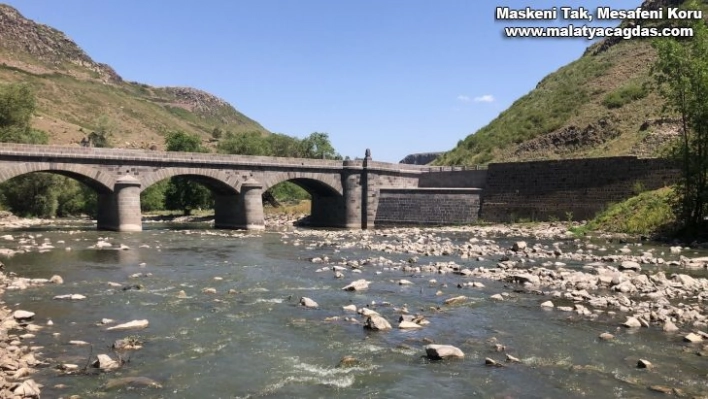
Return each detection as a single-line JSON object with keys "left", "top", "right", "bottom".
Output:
{"left": 622, "top": 317, "right": 642, "bottom": 328}
{"left": 358, "top": 308, "right": 379, "bottom": 317}
{"left": 106, "top": 319, "right": 149, "bottom": 331}
{"left": 13, "top": 310, "right": 35, "bottom": 320}
{"left": 299, "top": 297, "right": 318, "bottom": 308}
{"left": 342, "top": 304, "right": 357, "bottom": 312}
{"left": 93, "top": 353, "right": 120, "bottom": 370}
{"left": 663, "top": 321, "right": 679, "bottom": 332}
{"left": 13, "top": 379, "right": 41, "bottom": 396}
{"left": 512, "top": 241, "right": 527, "bottom": 251}
{"left": 444, "top": 295, "right": 467, "bottom": 305}
{"left": 398, "top": 320, "right": 423, "bottom": 329}
{"left": 53, "top": 294, "right": 86, "bottom": 301}
{"left": 540, "top": 301, "right": 554, "bottom": 308}
{"left": 425, "top": 344, "right": 465, "bottom": 360}
{"left": 364, "top": 315, "right": 392, "bottom": 330}
{"left": 619, "top": 261, "right": 641, "bottom": 272}
{"left": 684, "top": 332, "right": 704, "bottom": 343}
{"left": 342, "top": 279, "right": 369, "bottom": 291}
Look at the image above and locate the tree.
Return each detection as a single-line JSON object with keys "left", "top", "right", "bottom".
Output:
{"left": 163, "top": 131, "right": 213, "bottom": 215}
{"left": 652, "top": 5, "right": 708, "bottom": 234}
{"left": 299, "top": 132, "right": 341, "bottom": 159}
{"left": 165, "top": 130, "right": 206, "bottom": 152}
{"left": 217, "top": 131, "right": 271, "bottom": 156}
{"left": 0, "top": 83, "right": 48, "bottom": 144}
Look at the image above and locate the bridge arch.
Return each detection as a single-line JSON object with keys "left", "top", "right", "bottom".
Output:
{"left": 140, "top": 168, "right": 240, "bottom": 194}
{"left": 0, "top": 162, "right": 115, "bottom": 193}
{"left": 260, "top": 172, "right": 343, "bottom": 197}
{"left": 260, "top": 171, "right": 345, "bottom": 227}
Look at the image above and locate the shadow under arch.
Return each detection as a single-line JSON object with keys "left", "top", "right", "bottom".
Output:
{"left": 263, "top": 176, "right": 345, "bottom": 227}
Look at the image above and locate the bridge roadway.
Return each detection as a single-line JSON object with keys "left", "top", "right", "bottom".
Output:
{"left": 0, "top": 143, "right": 433, "bottom": 231}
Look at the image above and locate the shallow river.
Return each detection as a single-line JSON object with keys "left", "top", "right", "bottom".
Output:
{"left": 2, "top": 223, "right": 707, "bottom": 398}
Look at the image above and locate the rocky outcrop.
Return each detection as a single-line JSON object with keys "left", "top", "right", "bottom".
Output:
{"left": 399, "top": 152, "right": 443, "bottom": 165}
{"left": 513, "top": 118, "right": 621, "bottom": 158}
{"left": 156, "top": 87, "right": 232, "bottom": 115}
{"left": 0, "top": 4, "right": 122, "bottom": 83}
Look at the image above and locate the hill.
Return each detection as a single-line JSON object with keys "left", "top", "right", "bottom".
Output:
{"left": 434, "top": 0, "right": 706, "bottom": 166}
{"left": 0, "top": 4, "right": 269, "bottom": 149}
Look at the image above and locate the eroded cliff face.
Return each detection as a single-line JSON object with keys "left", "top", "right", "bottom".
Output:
{"left": 0, "top": 4, "right": 122, "bottom": 83}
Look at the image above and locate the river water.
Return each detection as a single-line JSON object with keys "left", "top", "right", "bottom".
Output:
{"left": 2, "top": 223, "right": 707, "bottom": 398}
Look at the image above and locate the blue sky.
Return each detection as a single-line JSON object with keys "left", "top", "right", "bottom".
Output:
{"left": 6, "top": 0, "right": 642, "bottom": 162}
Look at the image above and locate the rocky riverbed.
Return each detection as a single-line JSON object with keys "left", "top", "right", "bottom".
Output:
{"left": 0, "top": 217, "right": 706, "bottom": 397}
{"left": 276, "top": 223, "right": 708, "bottom": 378}
{"left": 0, "top": 269, "right": 63, "bottom": 398}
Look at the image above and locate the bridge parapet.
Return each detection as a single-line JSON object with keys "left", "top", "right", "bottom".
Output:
{"left": 0, "top": 143, "right": 346, "bottom": 169}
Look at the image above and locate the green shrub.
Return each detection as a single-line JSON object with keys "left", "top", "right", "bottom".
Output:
{"left": 602, "top": 83, "right": 648, "bottom": 109}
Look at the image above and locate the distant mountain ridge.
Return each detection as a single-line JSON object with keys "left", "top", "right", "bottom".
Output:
{"left": 434, "top": 0, "right": 703, "bottom": 166}
{"left": 0, "top": 4, "right": 269, "bottom": 149}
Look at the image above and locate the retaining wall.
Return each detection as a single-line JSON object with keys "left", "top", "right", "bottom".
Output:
{"left": 480, "top": 156, "right": 679, "bottom": 222}
{"left": 375, "top": 188, "right": 482, "bottom": 226}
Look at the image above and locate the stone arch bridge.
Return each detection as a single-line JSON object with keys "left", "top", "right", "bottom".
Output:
{"left": 0, "top": 144, "right": 446, "bottom": 231}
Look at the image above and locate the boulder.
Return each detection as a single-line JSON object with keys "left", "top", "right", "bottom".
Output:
{"left": 299, "top": 297, "right": 318, "bottom": 308}
{"left": 106, "top": 319, "right": 149, "bottom": 331}
{"left": 398, "top": 320, "right": 423, "bottom": 329}
{"left": 364, "top": 315, "right": 392, "bottom": 331}
{"left": 444, "top": 295, "right": 467, "bottom": 305}
{"left": 619, "top": 261, "right": 641, "bottom": 272}
{"left": 663, "top": 321, "right": 679, "bottom": 332}
{"left": 93, "top": 354, "right": 120, "bottom": 370}
{"left": 637, "top": 359, "right": 653, "bottom": 369}
{"left": 425, "top": 344, "right": 464, "bottom": 360}
{"left": 342, "top": 279, "right": 369, "bottom": 291}
{"left": 622, "top": 317, "right": 642, "bottom": 328}
{"left": 13, "top": 310, "right": 34, "bottom": 321}
{"left": 684, "top": 332, "right": 704, "bottom": 343}
{"left": 512, "top": 241, "right": 527, "bottom": 251}
{"left": 13, "top": 379, "right": 41, "bottom": 396}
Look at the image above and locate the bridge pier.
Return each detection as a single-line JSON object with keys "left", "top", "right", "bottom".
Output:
{"left": 96, "top": 175, "right": 142, "bottom": 232}
{"left": 342, "top": 161, "right": 364, "bottom": 229}
{"left": 214, "top": 179, "right": 264, "bottom": 230}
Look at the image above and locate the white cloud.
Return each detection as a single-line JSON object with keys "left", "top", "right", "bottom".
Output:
{"left": 456, "top": 95, "right": 470, "bottom": 102}
{"left": 473, "top": 94, "right": 495, "bottom": 103}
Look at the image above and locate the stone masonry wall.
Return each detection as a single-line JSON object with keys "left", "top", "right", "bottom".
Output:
{"left": 418, "top": 169, "right": 487, "bottom": 188}
{"left": 375, "top": 188, "right": 482, "bottom": 226}
{"left": 481, "top": 156, "right": 679, "bottom": 222}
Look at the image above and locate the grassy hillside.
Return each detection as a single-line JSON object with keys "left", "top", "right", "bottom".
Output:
{"left": 586, "top": 187, "right": 675, "bottom": 235}
{"left": 435, "top": 0, "right": 707, "bottom": 166}
{"left": 0, "top": 4, "right": 269, "bottom": 150}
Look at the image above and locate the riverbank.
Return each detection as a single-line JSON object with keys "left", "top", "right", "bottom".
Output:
{"left": 0, "top": 269, "right": 61, "bottom": 398}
